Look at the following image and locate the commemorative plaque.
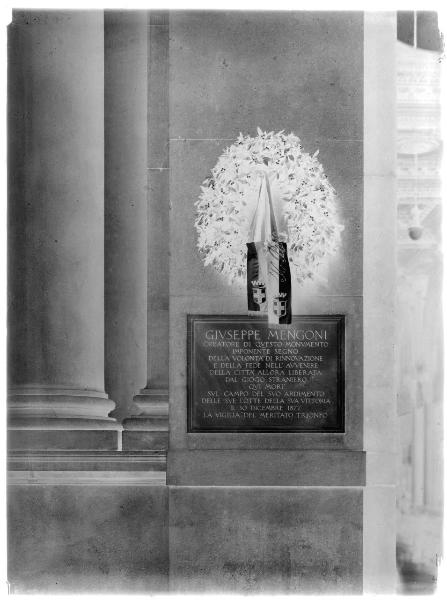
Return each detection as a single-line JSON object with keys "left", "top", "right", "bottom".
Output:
{"left": 187, "top": 315, "right": 345, "bottom": 433}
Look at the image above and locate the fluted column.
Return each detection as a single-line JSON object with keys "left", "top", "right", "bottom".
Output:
{"left": 122, "top": 11, "right": 170, "bottom": 450}
{"left": 8, "top": 10, "right": 120, "bottom": 450}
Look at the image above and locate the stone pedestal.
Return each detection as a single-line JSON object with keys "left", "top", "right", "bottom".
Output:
{"left": 7, "top": 11, "right": 120, "bottom": 449}
{"left": 169, "top": 486, "right": 363, "bottom": 594}
{"left": 165, "top": 10, "right": 397, "bottom": 593}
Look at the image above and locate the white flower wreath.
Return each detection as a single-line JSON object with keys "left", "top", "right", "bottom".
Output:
{"left": 195, "top": 128, "right": 343, "bottom": 284}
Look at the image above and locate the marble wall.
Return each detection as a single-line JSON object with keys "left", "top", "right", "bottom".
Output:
{"left": 167, "top": 11, "right": 366, "bottom": 592}
{"left": 168, "top": 10, "right": 364, "bottom": 460}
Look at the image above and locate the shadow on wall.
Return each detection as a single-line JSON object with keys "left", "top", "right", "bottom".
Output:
{"left": 397, "top": 542, "right": 438, "bottom": 594}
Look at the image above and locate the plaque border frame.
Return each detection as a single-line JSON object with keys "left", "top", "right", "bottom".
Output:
{"left": 187, "top": 314, "right": 345, "bottom": 434}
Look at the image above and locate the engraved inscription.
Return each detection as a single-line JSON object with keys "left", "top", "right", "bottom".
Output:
{"left": 187, "top": 315, "right": 345, "bottom": 433}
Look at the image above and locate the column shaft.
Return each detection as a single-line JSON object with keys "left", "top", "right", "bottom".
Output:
{"left": 8, "top": 11, "right": 119, "bottom": 448}
{"left": 122, "top": 11, "right": 170, "bottom": 450}
{"left": 104, "top": 10, "right": 148, "bottom": 422}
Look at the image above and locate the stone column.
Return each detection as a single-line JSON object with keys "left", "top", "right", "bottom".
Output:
{"left": 8, "top": 10, "right": 120, "bottom": 450}
{"left": 104, "top": 11, "right": 149, "bottom": 423}
{"left": 363, "top": 12, "right": 398, "bottom": 592}
{"left": 122, "top": 11, "right": 170, "bottom": 451}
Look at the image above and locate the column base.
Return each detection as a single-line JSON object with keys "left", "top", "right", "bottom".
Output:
{"left": 8, "top": 420, "right": 122, "bottom": 451}
{"left": 8, "top": 385, "right": 121, "bottom": 450}
{"left": 8, "top": 385, "right": 116, "bottom": 418}
{"left": 122, "top": 388, "right": 169, "bottom": 450}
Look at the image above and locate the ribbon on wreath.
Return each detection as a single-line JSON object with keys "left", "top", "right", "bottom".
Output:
{"left": 246, "top": 172, "right": 292, "bottom": 325}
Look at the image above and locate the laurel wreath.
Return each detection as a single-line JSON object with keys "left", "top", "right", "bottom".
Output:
{"left": 195, "top": 128, "right": 343, "bottom": 284}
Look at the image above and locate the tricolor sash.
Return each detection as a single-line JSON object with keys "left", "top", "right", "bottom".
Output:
{"left": 247, "top": 173, "right": 292, "bottom": 325}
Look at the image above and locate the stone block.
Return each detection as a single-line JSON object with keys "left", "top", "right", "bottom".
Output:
{"left": 8, "top": 429, "right": 121, "bottom": 451}
{"left": 169, "top": 486, "right": 363, "bottom": 593}
{"left": 122, "top": 430, "right": 168, "bottom": 451}
{"left": 7, "top": 484, "right": 169, "bottom": 594}
{"left": 168, "top": 449, "right": 366, "bottom": 486}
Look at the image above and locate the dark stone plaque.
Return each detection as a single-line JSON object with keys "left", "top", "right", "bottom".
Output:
{"left": 187, "top": 315, "right": 345, "bottom": 433}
